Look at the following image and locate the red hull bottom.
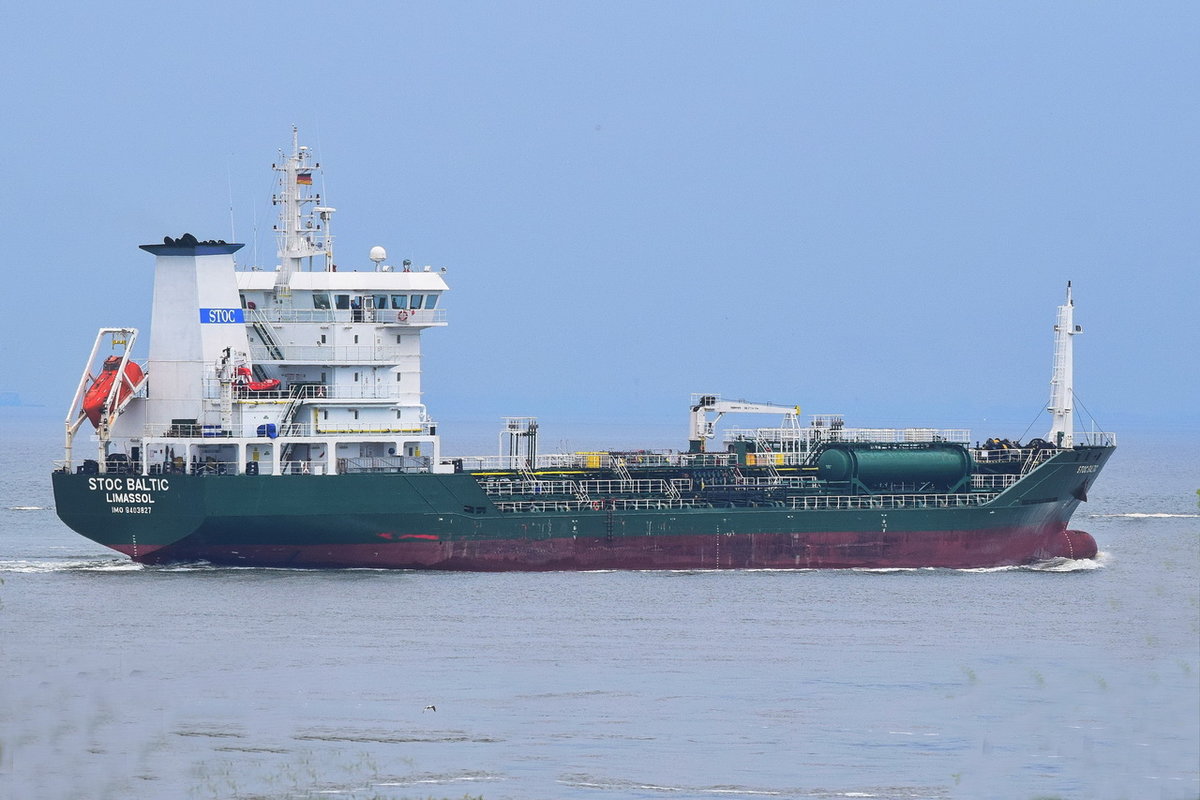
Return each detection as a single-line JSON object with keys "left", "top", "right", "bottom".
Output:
{"left": 117, "top": 526, "right": 1098, "bottom": 571}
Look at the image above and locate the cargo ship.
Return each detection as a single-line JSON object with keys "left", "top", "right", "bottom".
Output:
{"left": 51, "top": 130, "right": 1115, "bottom": 570}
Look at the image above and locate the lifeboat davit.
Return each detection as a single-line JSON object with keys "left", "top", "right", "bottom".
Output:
{"left": 234, "top": 366, "right": 281, "bottom": 392}
{"left": 82, "top": 356, "right": 145, "bottom": 428}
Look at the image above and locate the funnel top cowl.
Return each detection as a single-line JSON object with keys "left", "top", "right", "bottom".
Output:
{"left": 140, "top": 233, "right": 244, "bottom": 256}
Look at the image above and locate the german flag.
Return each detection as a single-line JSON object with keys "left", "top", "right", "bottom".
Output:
{"left": 296, "top": 172, "right": 313, "bottom": 185}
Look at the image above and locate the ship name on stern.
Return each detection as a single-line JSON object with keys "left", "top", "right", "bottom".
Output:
{"left": 87, "top": 476, "right": 171, "bottom": 514}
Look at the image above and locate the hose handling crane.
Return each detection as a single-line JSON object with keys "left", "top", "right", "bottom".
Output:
{"left": 688, "top": 394, "right": 801, "bottom": 453}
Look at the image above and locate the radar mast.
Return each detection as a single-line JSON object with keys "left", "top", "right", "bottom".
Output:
{"left": 272, "top": 126, "right": 335, "bottom": 289}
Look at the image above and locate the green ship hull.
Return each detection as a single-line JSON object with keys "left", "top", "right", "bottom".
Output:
{"left": 51, "top": 444, "right": 1112, "bottom": 570}
{"left": 50, "top": 136, "right": 1112, "bottom": 573}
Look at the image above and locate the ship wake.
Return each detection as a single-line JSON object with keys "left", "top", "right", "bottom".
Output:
{"left": 0, "top": 557, "right": 145, "bottom": 573}
{"left": 1087, "top": 512, "right": 1198, "bottom": 519}
{"left": 847, "top": 555, "right": 1107, "bottom": 574}
{"left": 959, "top": 553, "right": 1109, "bottom": 573}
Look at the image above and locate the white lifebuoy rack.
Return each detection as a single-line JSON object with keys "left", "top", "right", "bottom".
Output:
{"left": 397, "top": 310, "right": 409, "bottom": 322}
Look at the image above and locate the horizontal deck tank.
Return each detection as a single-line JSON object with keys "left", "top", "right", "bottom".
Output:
{"left": 816, "top": 443, "right": 973, "bottom": 493}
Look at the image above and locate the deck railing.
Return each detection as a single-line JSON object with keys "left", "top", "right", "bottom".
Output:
{"left": 786, "top": 492, "right": 997, "bottom": 511}
{"left": 494, "top": 498, "right": 703, "bottom": 513}
{"left": 481, "top": 478, "right": 693, "bottom": 497}
{"left": 971, "top": 473, "right": 1020, "bottom": 490}
{"left": 491, "top": 491, "right": 1000, "bottom": 514}
{"left": 140, "top": 420, "right": 437, "bottom": 439}
{"left": 339, "top": 456, "right": 431, "bottom": 474}
{"left": 1077, "top": 431, "right": 1118, "bottom": 446}
{"left": 455, "top": 451, "right": 738, "bottom": 472}
{"left": 725, "top": 426, "right": 972, "bottom": 447}
{"left": 733, "top": 476, "right": 819, "bottom": 488}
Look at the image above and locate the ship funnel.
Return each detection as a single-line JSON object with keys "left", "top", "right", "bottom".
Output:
{"left": 139, "top": 236, "right": 248, "bottom": 430}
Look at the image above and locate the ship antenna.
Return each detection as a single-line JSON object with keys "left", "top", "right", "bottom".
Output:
{"left": 226, "top": 159, "right": 237, "bottom": 253}
{"left": 314, "top": 118, "right": 329, "bottom": 207}
{"left": 312, "top": 119, "right": 336, "bottom": 269}
{"left": 251, "top": 196, "right": 258, "bottom": 269}
{"left": 1046, "top": 281, "right": 1081, "bottom": 448}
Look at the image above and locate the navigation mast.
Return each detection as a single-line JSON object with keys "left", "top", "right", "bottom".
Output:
{"left": 272, "top": 126, "right": 335, "bottom": 289}
{"left": 1046, "top": 281, "right": 1081, "bottom": 448}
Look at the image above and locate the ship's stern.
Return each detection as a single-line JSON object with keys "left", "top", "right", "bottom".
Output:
{"left": 51, "top": 470, "right": 205, "bottom": 560}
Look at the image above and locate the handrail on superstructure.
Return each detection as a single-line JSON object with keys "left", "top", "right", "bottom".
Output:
{"left": 249, "top": 307, "right": 447, "bottom": 326}
{"left": 139, "top": 420, "right": 438, "bottom": 439}
{"left": 248, "top": 344, "right": 422, "bottom": 363}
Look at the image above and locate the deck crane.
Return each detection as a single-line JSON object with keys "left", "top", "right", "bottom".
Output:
{"left": 688, "top": 394, "right": 801, "bottom": 453}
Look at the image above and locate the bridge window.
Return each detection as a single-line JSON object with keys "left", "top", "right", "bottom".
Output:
{"left": 391, "top": 294, "right": 408, "bottom": 309}
{"left": 334, "top": 294, "right": 350, "bottom": 310}
{"left": 425, "top": 294, "right": 439, "bottom": 309}
{"left": 313, "top": 293, "right": 331, "bottom": 310}
{"left": 409, "top": 295, "right": 423, "bottom": 310}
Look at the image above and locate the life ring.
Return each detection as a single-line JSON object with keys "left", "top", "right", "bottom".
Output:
{"left": 397, "top": 310, "right": 409, "bottom": 322}
{"left": 591, "top": 501, "right": 601, "bottom": 510}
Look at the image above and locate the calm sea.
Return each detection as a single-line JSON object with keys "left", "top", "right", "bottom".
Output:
{"left": 1, "top": 412, "right": 1197, "bottom": 800}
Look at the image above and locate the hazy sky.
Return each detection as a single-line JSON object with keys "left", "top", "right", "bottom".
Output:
{"left": 4, "top": 2, "right": 1197, "bottom": 447}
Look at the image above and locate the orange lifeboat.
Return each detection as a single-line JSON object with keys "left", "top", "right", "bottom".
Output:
{"left": 234, "top": 366, "right": 281, "bottom": 392}
{"left": 82, "top": 356, "right": 145, "bottom": 428}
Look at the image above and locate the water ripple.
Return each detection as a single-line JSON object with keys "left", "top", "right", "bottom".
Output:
{"left": 558, "top": 773, "right": 949, "bottom": 798}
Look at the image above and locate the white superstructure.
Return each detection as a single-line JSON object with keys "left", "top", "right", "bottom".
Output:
{"left": 65, "top": 130, "right": 451, "bottom": 477}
